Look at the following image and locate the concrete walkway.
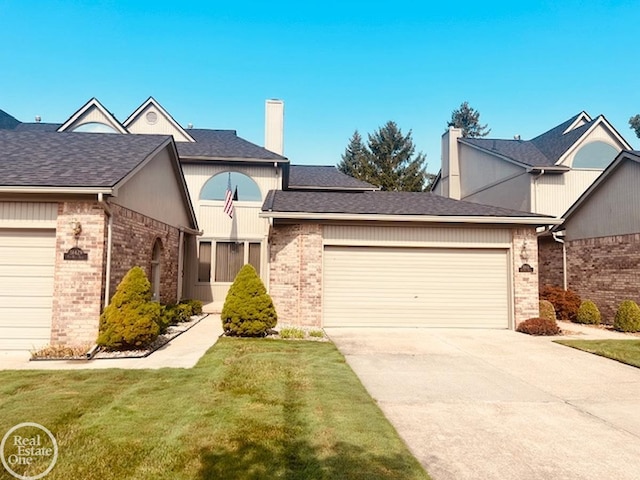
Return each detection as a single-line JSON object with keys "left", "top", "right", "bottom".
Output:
{"left": 0, "top": 314, "right": 223, "bottom": 370}
{"left": 326, "top": 324, "right": 640, "bottom": 480}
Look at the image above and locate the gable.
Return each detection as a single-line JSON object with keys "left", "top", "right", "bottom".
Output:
{"left": 57, "top": 98, "right": 127, "bottom": 134}
{"left": 563, "top": 158, "right": 640, "bottom": 240}
{"left": 558, "top": 119, "right": 630, "bottom": 169}
{"left": 124, "top": 98, "right": 195, "bottom": 142}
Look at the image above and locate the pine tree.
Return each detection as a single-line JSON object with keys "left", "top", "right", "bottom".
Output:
{"left": 630, "top": 114, "right": 640, "bottom": 139}
{"left": 447, "top": 101, "right": 491, "bottom": 138}
{"left": 338, "top": 121, "right": 428, "bottom": 191}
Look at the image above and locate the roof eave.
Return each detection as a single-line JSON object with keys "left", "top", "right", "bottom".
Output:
{"left": 0, "top": 186, "right": 114, "bottom": 194}
{"left": 179, "top": 155, "right": 289, "bottom": 163}
{"left": 259, "top": 211, "right": 562, "bottom": 226}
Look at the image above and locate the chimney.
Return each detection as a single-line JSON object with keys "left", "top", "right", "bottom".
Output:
{"left": 441, "top": 127, "right": 462, "bottom": 200}
{"left": 265, "top": 99, "right": 284, "bottom": 155}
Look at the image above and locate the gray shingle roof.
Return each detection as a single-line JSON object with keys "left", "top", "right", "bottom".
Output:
{"left": 0, "top": 130, "right": 171, "bottom": 188}
{"left": 178, "top": 129, "right": 286, "bottom": 161}
{"left": 262, "top": 190, "right": 550, "bottom": 218}
{"left": 0, "top": 109, "right": 20, "bottom": 129}
{"left": 288, "top": 165, "right": 377, "bottom": 190}
{"left": 461, "top": 113, "right": 596, "bottom": 167}
{"left": 13, "top": 122, "right": 62, "bottom": 132}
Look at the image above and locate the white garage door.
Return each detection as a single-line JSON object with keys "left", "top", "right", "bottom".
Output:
{"left": 323, "top": 246, "right": 510, "bottom": 328}
{"left": 0, "top": 230, "right": 56, "bottom": 350}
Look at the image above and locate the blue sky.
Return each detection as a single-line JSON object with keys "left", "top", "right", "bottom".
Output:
{"left": 1, "top": 1, "right": 638, "bottom": 172}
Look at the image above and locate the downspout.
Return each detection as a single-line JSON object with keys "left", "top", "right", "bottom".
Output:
{"left": 532, "top": 169, "right": 545, "bottom": 213}
{"left": 97, "top": 193, "right": 113, "bottom": 308}
{"left": 551, "top": 231, "right": 567, "bottom": 290}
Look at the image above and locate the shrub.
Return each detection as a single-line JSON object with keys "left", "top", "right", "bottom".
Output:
{"left": 221, "top": 264, "right": 277, "bottom": 337}
{"left": 180, "top": 299, "right": 203, "bottom": 316}
{"left": 97, "top": 266, "right": 161, "bottom": 350}
{"left": 309, "top": 330, "right": 324, "bottom": 338}
{"left": 576, "top": 300, "right": 601, "bottom": 325}
{"left": 540, "top": 285, "right": 581, "bottom": 321}
{"left": 614, "top": 300, "right": 640, "bottom": 332}
{"left": 280, "top": 327, "right": 305, "bottom": 339}
{"left": 539, "top": 300, "right": 556, "bottom": 321}
{"left": 516, "top": 317, "right": 561, "bottom": 336}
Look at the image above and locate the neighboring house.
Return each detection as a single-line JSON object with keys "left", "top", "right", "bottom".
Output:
{"left": 0, "top": 98, "right": 559, "bottom": 349}
{"left": 551, "top": 150, "right": 640, "bottom": 321}
{"left": 0, "top": 130, "right": 198, "bottom": 350}
{"left": 431, "top": 112, "right": 632, "bottom": 287}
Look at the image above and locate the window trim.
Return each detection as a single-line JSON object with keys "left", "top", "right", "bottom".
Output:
{"left": 196, "top": 238, "right": 263, "bottom": 285}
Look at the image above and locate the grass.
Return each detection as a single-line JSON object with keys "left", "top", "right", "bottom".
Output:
{"left": 555, "top": 339, "right": 640, "bottom": 368}
{"left": 279, "top": 327, "right": 305, "bottom": 339}
{"left": 0, "top": 338, "right": 429, "bottom": 480}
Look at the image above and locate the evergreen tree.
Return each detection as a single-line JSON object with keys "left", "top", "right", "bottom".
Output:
{"left": 338, "top": 121, "right": 428, "bottom": 191}
{"left": 630, "top": 114, "right": 640, "bottom": 138}
{"left": 447, "top": 101, "right": 491, "bottom": 138}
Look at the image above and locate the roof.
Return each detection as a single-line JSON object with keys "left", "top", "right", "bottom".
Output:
{"left": 0, "top": 130, "right": 171, "bottom": 189}
{"left": 262, "top": 190, "right": 557, "bottom": 224}
{"left": 288, "top": 165, "right": 377, "bottom": 190}
{"left": 557, "top": 150, "right": 640, "bottom": 227}
{"left": 460, "top": 113, "right": 599, "bottom": 168}
{"left": 0, "top": 109, "right": 19, "bottom": 129}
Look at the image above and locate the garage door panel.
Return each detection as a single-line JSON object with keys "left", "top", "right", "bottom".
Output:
{"left": 323, "top": 246, "right": 510, "bottom": 328}
{"left": 0, "top": 229, "right": 55, "bottom": 350}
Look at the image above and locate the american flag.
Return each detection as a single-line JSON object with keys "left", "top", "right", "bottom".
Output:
{"left": 223, "top": 173, "right": 234, "bottom": 218}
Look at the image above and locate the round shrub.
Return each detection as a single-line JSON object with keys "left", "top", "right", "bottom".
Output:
{"left": 181, "top": 299, "right": 203, "bottom": 316}
{"left": 97, "top": 266, "right": 161, "bottom": 350}
{"left": 540, "top": 285, "right": 581, "bottom": 322}
{"left": 516, "top": 317, "right": 561, "bottom": 336}
{"left": 576, "top": 300, "right": 601, "bottom": 325}
{"left": 614, "top": 300, "right": 640, "bottom": 332}
{"left": 222, "top": 264, "right": 277, "bottom": 337}
{"left": 539, "top": 300, "right": 556, "bottom": 321}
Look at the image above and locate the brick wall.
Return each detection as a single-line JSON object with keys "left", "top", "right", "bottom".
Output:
{"left": 268, "top": 223, "right": 323, "bottom": 327}
{"left": 567, "top": 233, "right": 640, "bottom": 323}
{"left": 51, "top": 201, "right": 107, "bottom": 345}
{"left": 50, "top": 201, "right": 182, "bottom": 346}
{"left": 538, "top": 235, "right": 564, "bottom": 288}
{"left": 512, "top": 228, "right": 540, "bottom": 325}
{"left": 109, "top": 203, "right": 180, "bottom": 305}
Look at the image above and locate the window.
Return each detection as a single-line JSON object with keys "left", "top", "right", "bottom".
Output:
{"left": 71, "top": 122, "right": 119, "bottom": 133}
{"left": 573, "top": 141, "right": 618, "bottom": 169}
{"left": 199, "top": 172, "right": 262, "bottom": 202}
{"left": 197, "top": 240, "right": 261, "bottom": 283}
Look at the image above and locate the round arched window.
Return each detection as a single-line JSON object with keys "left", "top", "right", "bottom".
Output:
{"left": 71, "top": 122, "right": 119, "bottom": 133}
{"left": 199, "top": 172, "right": 262, "bottom": 202}
{"left": 573, "top": 141, "right": 618, "bottom": 169}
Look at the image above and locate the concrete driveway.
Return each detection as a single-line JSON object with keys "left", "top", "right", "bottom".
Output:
{"left": 326, "top": 327, "right": 640, "bottom": 480}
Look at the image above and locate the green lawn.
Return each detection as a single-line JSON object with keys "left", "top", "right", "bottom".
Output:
{"left": 555, "top": 339, "right": 640, "bottom": 368}
{"left": 0, "top": 338, "right": 430, "bottom": 480}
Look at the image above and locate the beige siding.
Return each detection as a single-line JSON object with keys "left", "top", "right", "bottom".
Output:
{"left": 0, "top": 229, "right": 56, "bottom": 350}
{"left": 564, "top": 161, "right": 640, "bottom": 241}
{"left": 112, "top": 147, "right": 192, "bottom": 228}
{"left": 534, "top": 170, "right": 602, "bottom": 217}
{"left": 126, "top": 104, "right": 193, "bottom": 142}
{"left": 324, "top": 224, "right": 511, "bottom": 246}
{"left": 0, "top": 202, "right": 57, "bottom": 228}
{"left": 462, "top": 173, "right": 532, "bottom": 214}
{"left": 323, "top": 246, "right": 510, "bottom": 328}
{"left": 559, "top": 123, "right": 625, "bottom": 168}
{"left": 459, "top": 143, "right": 525, "bottom": 198}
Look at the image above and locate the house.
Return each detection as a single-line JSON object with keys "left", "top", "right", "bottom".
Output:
{"left": 431, "top": 112, "right": 632, "bottom": 287}
{"left": 0, "top": 98, "right": 559, "bottom": 349}
{"left": 0, "top": 130, "right": 198, "bottom": 350}
{"left": 551, "top": 150, "right": 640, "bottom": 321}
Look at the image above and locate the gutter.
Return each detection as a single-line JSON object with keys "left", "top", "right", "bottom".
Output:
{"left": 97, "top": 193, "right": 113, "bottom": 308}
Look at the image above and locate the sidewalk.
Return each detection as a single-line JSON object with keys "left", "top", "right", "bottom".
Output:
{"left": 555, "top": 320, "right": 637, "bottom": 340}
{"left": 0, "top": 314, "right": 223, "bottom": 370}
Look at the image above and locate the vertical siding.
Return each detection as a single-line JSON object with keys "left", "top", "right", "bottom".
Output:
{"left": 459, "top": 143, "right": 524, "bottom": 197}
{"left": 0, "top": 202, "right": 58, "bottom": 228}
{"left": 126, "top": 106, "right": 193, "bottom": 142}
{"left": 324, "top": 224, "right": 511, "bottom": 246}
{"left": 565, "top": 161, "right": 640, "bottom": 240}
{"left": 463, "top": 173, "right": 531, "bottom": 213}
{"left": 535, "top": 170, "right": 602, "bottom": 217}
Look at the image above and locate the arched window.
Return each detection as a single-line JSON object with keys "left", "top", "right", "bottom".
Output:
{"left": 573, "top": 141, "right": 618, "bottom": 169}
{"left": 150, "top": 238, "right": 162, "bottom": 301}
{"left": 199, "top": 172, "right": 262, "bottom": 202}
{"left": 71, "top": 122, "right": 119, "bottom": 133}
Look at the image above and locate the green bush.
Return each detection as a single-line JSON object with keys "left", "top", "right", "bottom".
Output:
{"left": 576, "top": 300, "right": 601, "bottom": 325}
{"left": 516, "top": 317, "right": 561, "bottom": 336}
{"left": 614, "top": 300, "right": 640, "bottom": 332}
{"left": 539, "top": 300, "right": 556, "bottom": 321}
{"left": 280, "top": 327, "right": 305, "bottom": 339}
{"left": 221, "top": 264, "right": 277, "bottom": 337}
{"left": 180, "top": 299, "right": 203, "bottom": 316}
{"left": 97, "top": 267, "right": 161, "bottom": 350}
{"left": 540, "top": 285, "right": 581, "bottom": 321}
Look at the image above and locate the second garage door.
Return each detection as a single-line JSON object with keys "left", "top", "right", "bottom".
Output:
{"left": 323, "top": 246, "right": 510, "bottom": 328}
